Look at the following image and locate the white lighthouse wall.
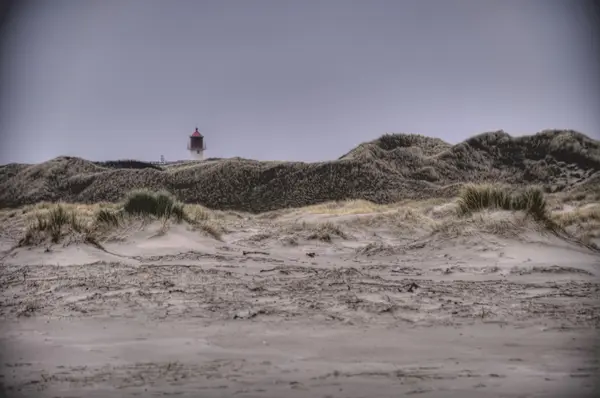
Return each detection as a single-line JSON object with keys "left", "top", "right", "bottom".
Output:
{"left": 189, "top": 150, "right": 204, "bottom": 161}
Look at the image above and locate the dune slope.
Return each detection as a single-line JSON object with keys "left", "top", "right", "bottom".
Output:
{"left": 1, "top": 129, "right": 599, "bottom": 212}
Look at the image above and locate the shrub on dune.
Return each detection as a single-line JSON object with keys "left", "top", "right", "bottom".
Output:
{"left": 457, "top": 184, "right": 513, "bottom": 215}
{"left": 123, "top": 189, "right": 186, "bottom": 222}
{"left": 458, "top": 184, "right": 548, "bottom": 220}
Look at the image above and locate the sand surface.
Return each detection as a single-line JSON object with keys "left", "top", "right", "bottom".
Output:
{"left": 1, "top": 214, "right": 599, "bottom": 397}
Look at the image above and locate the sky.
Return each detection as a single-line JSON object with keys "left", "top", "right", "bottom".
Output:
{"left": 0, "top": 0, "right": 599, "bottom": 164}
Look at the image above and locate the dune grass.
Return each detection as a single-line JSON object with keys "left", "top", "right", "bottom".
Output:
{"left": 20, "top": 204, "right": 88, "bottom": 245}
{"left": 122, "top": 189, "right": 186, "bottom": 222}
{"left": 552, "top": 204, "right": 600, "bottom": 227}
{"left": 189, "top": 220, "right": 224, "bottom": 241}
{"left": 551, "top": 204, "right": 600, "bottom": 246}
{"left": 92, "top": 189, "right": 189, "bottom": 233}
{"left": 2, "top": 130, "right": 599, "bottom": 214}
{"left": 297, "top": 185, "right": 598, "bottom": 251}
{"left": 457, "top": 184, "right": 548, "bottom": 220}
{"left": 184, "top": 204, "right": 212, "bottom": 222}
{"left": 8, "top": 183, "right": 599, "bottom": 251}
{"left": 15, "top": 189, "right": 224, "bottom": 246}
{"left": 285, "top": 221, "right": 349, "bottom": 242}
{"left": 306, "top": 221, "right": 348, "bottom": 242}
{"left": 455, "top": 184, "right": 599, "bottom": 251}
{"left": 303, "top": 200, "right": 388, "bottom": 215}
{"left": 96, "top": 208, "right": 123, "bottom": 227}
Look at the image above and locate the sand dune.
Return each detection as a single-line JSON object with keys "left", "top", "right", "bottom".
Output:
{"left": 1, "top": 129, "right": 599, "bottom": 212}
{"left": 1, "top": 197, "right": 600, "bottom": 397}
{"left": 1, "top": 130, "right": 599, "bottom": 397}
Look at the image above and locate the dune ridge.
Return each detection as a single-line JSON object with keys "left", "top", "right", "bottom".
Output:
{"left": 1, "top": 129, "right": 599, "bottom": 212}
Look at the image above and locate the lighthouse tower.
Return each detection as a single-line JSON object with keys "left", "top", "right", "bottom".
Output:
{"left": 187, "top": 127, "right": 206, "bottom": 161}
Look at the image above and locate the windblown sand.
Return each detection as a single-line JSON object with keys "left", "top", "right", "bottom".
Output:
{"left": 1, "top": 202, "right": 599, "bottom": 397}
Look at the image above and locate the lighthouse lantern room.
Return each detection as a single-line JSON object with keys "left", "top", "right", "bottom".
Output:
{"left": 187, "top": 127, "right": 206, "bottom": 160}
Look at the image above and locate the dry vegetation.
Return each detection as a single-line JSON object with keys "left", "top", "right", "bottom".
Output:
{"left": 285, "top": 184, "right": 600, "bottom": 251}
{"left": 288, "top": 221, "right": 349, "bottom": 242}
{"left": 0, "top": 129, "right": 599, "bottom": 251}
{"left": 0, "top": 190, "right": 225, "bottom": 249}
{"left": 1, "top": 129, "right": 599, "bottom": 213}
{"left": 2, "top": 182, "right": 598, "bottom": 255}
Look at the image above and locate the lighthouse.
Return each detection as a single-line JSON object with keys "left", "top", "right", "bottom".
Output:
{"left": 187, "top": 127, "right": 206, "bottom": 161}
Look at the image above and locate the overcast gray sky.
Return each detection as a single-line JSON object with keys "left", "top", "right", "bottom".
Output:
{"left": 0, "top": 0, "right": 598, "bottom": 164}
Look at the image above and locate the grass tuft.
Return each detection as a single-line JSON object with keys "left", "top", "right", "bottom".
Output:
{"left": 304, "top": 221, "right": 348, "bottom": 242}
{"left": 458, "top": 184, "right": 548, "bottom": 220}
{"left": 123, "top": 189, "right": 186, "bottom": 222}
{"left": 512, "top": 187, "right": 548, "bottom": 221}
{"left": 194, "top": 221, "right": 223, "bottom": 240}
{"left": 20, "top": 204, "right": 86, "bottom": 245}
{"left": 96, "top": 208, "right": 122, "bottom": 227}
{"left": 457, "top": 184, "right": 513, "bottom": 215}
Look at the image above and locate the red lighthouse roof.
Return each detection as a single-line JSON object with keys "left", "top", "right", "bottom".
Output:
{"left": 191, "top": 127, "right": 203, "bottom": 137}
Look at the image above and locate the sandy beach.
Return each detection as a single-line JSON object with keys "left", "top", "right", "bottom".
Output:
{"left": 1, "top": 201, "right": 599, "bottom": 397}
